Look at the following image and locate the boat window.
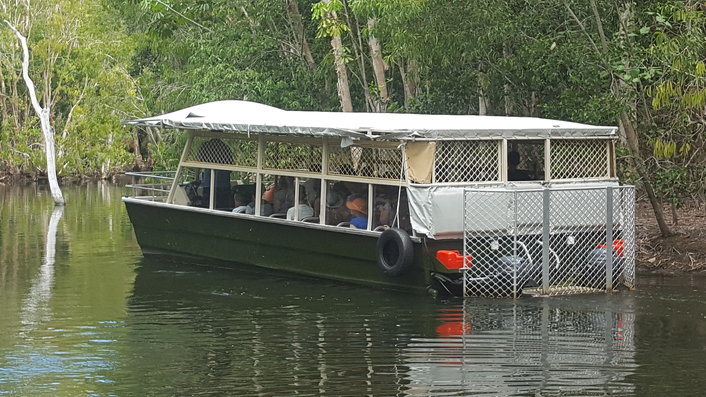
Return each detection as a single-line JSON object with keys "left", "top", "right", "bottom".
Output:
{"left": 260, "top": 174, "right": 291, "bottom": 217}
{"left": 231, "top": 172, "right": 257, "bottom": 214}
{"left": 372, "top": 185, "right": 412, "bottom": 233}
{"left": 173, "top": 166, "right": 234, "bottom": 209}
{"left": 434, "top": 140, "right": 500, "bottom": 183}
{"left": 508, "top": 140, "right": 544, "bottom": 181}
{"left": 169, "top": 167, "right": 199, "bottom": 206}
{"left": 323, "top": 181, "right": 366, "bottom": 227}
{"left": 550, "top": 140, "right": 609, "bottom": 179}
{"left": 288, "top": 177, "right": 320, "bottom": 222}
{"left": 327, "top": 141, "right": 403, "bottom": 181}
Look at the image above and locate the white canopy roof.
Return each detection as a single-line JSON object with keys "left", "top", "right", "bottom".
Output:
{"left": 123, "top": 100, "right": 618, "bottom": 140}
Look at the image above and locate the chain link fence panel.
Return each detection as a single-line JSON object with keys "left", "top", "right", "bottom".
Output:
{"left": 328, "top": 143, "right": 403, "bottom": 180}
{"left": 264, "top": 140, "right": 322, "bottom": 172}
{"left": 551, "top": 140, "right": 609, "bottom": 179}
{"left": 186, "top": 136, "right": 258, "bottom": 167}
{"left": 463, "top": 186, "right": 635, "bottom": 297}
{"left": 434, "top": 141, "right": 500, "bottom": 183}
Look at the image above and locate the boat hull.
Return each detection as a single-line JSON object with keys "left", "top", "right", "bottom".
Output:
{"left": 123, "top": 198, "right": 448, "bottom": 294}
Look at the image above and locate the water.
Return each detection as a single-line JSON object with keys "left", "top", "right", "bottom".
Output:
{"left": 0, "top": 182, "right": 704, "bottom": 396}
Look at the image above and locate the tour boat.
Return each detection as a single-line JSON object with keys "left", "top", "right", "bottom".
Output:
{"left": 122, "top": 100, "right": 635, "bottom": 297}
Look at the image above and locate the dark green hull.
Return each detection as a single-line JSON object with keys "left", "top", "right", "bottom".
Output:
{"left": 123, "top": 198, "right": 460, "bottom": 294}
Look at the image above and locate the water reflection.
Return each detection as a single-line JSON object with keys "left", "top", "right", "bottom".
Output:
{"left": 407, "top": 299, "right": 636, "bottom": 395}
{"left": 121, "top": 258, "right": 638, "bottom": 396}
{"left": 0, "top": 183, "right": 139, "bottom": 396}
{"left": 20, "top": 205, "right": 65, "bottom": 330}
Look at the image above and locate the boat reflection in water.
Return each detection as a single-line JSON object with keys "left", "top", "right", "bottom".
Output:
{"left": 125, "top": 257, "right": 635, "bottom": 395}
{"left": 409, "top": 299, "right": 635, "bottom": 395}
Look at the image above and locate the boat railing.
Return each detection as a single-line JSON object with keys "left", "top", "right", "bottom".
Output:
{"left": 126, "top": 171, "right": 176, "bottom": 201}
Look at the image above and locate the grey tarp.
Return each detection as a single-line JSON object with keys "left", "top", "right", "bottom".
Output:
{"left": 123, "top": 100, "right": 618, "bottom": 141}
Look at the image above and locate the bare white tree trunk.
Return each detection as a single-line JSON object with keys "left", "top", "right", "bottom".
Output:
{"left": 5, "top": 20, "right": 65, "bottom": 205}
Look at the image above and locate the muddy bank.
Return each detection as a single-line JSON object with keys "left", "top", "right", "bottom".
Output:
{"left": 636, "top": 200, "right": 706, "bottom": 274}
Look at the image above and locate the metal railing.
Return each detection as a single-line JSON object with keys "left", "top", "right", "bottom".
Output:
{"left": 462, "top": 185, "right": 635, "bottom": 297}
{"left": 126, "top": 171, "right": 176, "bottom": 201}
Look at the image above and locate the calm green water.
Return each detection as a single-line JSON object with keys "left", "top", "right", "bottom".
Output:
{"left": 1, "top": 183, "right": 705, "bottom": 396}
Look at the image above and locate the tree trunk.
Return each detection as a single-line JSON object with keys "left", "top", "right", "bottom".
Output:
{"left": 338, "top": 7, "right": 373, "bottom": 112}
{"left": 6, "top": 20, "right": 65, "bottom": 205}
{"left": 478, "top": 83, "right": 489, "bottom": 116}
{"left": 398, "top": 59, "right": 417, "bottom": 109}
{"left": 284, "top": 0, "right": 316, "bottom": 69}
{"left": 132, "top": 128, "right": 143, "bottom": 167}
{"left": 503, "top": 44, "right": 513, "bottom": 115}
{"left": 367, "top": 17, "right": 388, "bottom": 112}
{"left": 322, "top": 3, "right": 353, "bottom": 113}
{"left": 569, "top": 0, "right": 673, "bottom": 237}
{"left": 619, "top": 113, "right": 673, "bottom": 236}
{"left": 331, "top": 34, "right": 353, "bottom": 112}
{"left": 612, "top": 1, "right": 672, "bottom": 236}
{"left": 529, "top": 91, "right": 539, "bottom": 117}
{"left": 478, "top": 67, "right": 490, "bottom": 115}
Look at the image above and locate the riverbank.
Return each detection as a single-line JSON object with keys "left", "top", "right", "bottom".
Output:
{"left": 636, "top": 200, "right": 706, "bottom": 274}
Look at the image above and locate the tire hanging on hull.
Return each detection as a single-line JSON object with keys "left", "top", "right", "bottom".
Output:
{"left": 376, "top": 228, "right": 414, "bottom": 277}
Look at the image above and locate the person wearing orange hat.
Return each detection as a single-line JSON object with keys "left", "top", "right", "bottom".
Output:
{"left": 346, "top": 194, "right": 368, "bottom": 229}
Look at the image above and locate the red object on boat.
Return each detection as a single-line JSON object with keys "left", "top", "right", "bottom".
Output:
{"left": 436, "top": 250, "right": 471, "bottom": 269}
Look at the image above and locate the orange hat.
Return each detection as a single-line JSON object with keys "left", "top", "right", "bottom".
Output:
{"left": 346, "top": 196, "right": 368, "bottom": 215}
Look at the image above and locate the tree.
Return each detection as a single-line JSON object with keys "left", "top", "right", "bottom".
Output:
{"left": 313, "top": 0, "right": 353, "bottom": 112}
{"left": 5, "top": 20, "right": 64, "bottom": 204}
{"left": 562, "top": 0, "right": 673, "bottom": 237}
{"left": 2, "top": 0, "right": 143, "bottom": 179}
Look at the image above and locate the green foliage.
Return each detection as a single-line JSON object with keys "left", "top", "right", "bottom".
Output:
{"left": 1, "top": 0, "right": 143, "bottom": 178}
{"left": 1, "top": 0, "right": 703, "bottom": 206}
{"left": 312, "top": 0, "right": 350, "bottom": 38}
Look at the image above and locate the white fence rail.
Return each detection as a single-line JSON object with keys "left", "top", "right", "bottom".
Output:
{"left": 126, "top": 171, "right": 176, "bottom": 201}
{"left": 462, "top": 186, "right": 635, "bottom": 297}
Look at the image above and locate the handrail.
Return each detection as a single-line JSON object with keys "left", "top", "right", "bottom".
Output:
{"left": 126, "top": 171, "right": 176, "bottom": 199}
{"left": 125, "top": 171, "right": 176, "bottom": 180}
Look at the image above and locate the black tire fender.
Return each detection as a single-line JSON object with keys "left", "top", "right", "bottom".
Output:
{"left": 376, "top": 228, "right": 414, "bottom": 277}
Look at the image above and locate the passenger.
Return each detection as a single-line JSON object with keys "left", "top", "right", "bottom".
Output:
{"left": 374, "top": 197, "right": 393, "bottom": 228}
{"left": 326, "top": 182, "right": 351, "bottom": 225}
{"left": 286, "top": 194, "right": 314, "bottom": 221}
{"left": 508, "top": 151, "right": 532, "bottom": 181}
{"left": 273, "top": 176, "right": 295, "bottom": 213}
{"left": 303, "top": 179, "right": 321, "bottom": 216}
{"left": 232, "top": 192, "right": 255, "bottom": 214}
{"left": 261, "top": 184, "right": 275, "bottom": 216}
{"left": 346, "top": 194, "right": 368, "bottom": 230}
